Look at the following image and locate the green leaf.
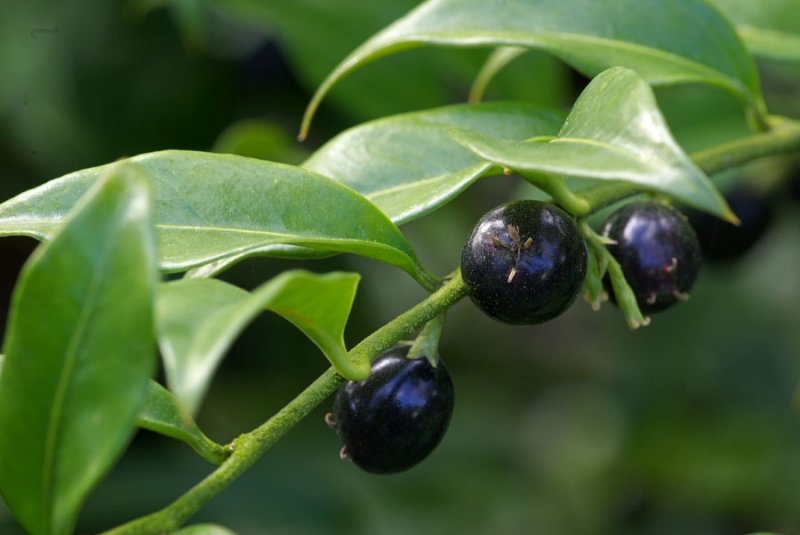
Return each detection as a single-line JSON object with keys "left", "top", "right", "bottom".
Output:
{"left": 452, "top": 68, "right": 736, "bottom": 221}
{"left": 172, "top": 525, "right": 238, "bottom": 535}
{"left": 136, "top": 381, "right": 228, "bottom": 464}
{"left": 0, "top": 164, "right": 157, "bottom": 535}
{"left": 0, "top": 150, "right": 434, "bottom": 288}
{"left": 303, "top": 102, "right": 563, "bottom": 224}
{"left": 301, "top": 0, "right": 766, "bottom": 138}
{"left": 708, "top": 0, "right": 800, "bottom": 62}
{"left": 158, "top": 271, "right": 361, "bottom": 415}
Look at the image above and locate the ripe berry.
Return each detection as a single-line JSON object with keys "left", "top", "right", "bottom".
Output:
{"left": 603, "top": 201, "right": 700, "bottom": 314}
{"left": 331, "top": 344, "right": 454, "bottom": 474}
{"left": 460, "top": 200, "right": 587, "bottom": 324}
{"left": 686, "top": 184, "right": 773, "bottom": 262}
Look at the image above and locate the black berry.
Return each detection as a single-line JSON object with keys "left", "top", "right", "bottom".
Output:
{"left": 460, "top": 200, "right": 587, "bottom": 324}
{"left": 686, "top": 184, "right": 773, "bottom": 262}
{"left": 603, "top": 201, "right": 700, "bottom": 314}
{"left": 332, "top": 345, "right": 454, "bottom": 474}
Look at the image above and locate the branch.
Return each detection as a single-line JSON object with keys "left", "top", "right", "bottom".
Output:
{"left": 100, "top": 114, "right": 800, "bottom": 535}
{"left": 102, "top": 271, "right": 467, "bottom": 535}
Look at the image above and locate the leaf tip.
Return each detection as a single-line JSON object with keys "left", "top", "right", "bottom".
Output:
{"left": 722, "top": 209, "right": 741, "bottom": 226}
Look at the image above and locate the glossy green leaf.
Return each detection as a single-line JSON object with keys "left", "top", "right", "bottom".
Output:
{"left": 172, "top": 525, "right": 238, "bottom": 535}
{"left": 452, "top": 68, "right": 735, "bottom": 221}
{"left": 708, "top": 0, "right": 800, "bottom": 62}
{"left": 136, "top": 381, "right": 228, "bottom": 464}
{"left": 301, "top": 0, "right": 766, "bottom": 137}
{"left": 303, "top": 102, "right": 563, "bottom": 224}
{"left": 0, "top": 150, "right": 434, "bottom": 288}
{"left": 0, "top": 164, "right": 157, "bottom": 535}
{"left": 158, "top": 271, "right": 361, "bottom": 415}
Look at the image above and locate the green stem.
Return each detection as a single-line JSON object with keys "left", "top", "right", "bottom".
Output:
{"left": 102, "top": 271, "right": 467, "bottom": 535}
{"left": 579, "top": 223, "right": 649, "bottom": 329}
{"left": 692, "top": 115, "right": 800, "bottom": 176}
{"left": 520, "top": 171, "right": 591, "bottom": 216}
{"left": 580, "top": 115, "right": 800, "bottom": 213}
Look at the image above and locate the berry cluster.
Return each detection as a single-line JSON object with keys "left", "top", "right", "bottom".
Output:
{"left": 329, "top": 180, "right": 781, "bottom": 474}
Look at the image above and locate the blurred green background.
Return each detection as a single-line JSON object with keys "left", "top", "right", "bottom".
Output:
{"left": 1, "top": 1, "right": 799, "bottom": 534}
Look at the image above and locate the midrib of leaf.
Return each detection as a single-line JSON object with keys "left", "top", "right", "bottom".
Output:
{"left": 364, "top": 163, "right": 490, "bottom": 201}
{"left": 445, "top": 31, "right": 744, "bottom": 88}
{"left": 461, "top": 135, "right": 664, "bottom": 175}
{"left": 40, "top": 231, "right": 114, "bottom": 533}
{"left": 0, "top": 221, "right": 397, "bottom": 244}
{"left": 550, "top": 138, "right": 672, "bottom": 168}
{"left": 6, "top": 218, "right": 407, "bottom": 249}
{"left": 157, "top": 224, "right": 318, "bottom": 238}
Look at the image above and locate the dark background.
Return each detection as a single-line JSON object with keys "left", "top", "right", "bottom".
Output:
{"left": 1, "top": 1, "right": 799, "bottom": 534}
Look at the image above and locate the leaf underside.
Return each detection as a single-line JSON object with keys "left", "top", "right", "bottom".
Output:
{"left": 157, "top": 270, "right": 362, "bottom": 416}
{"left": 136, "top": 381, "right": 228, "bottom": 464}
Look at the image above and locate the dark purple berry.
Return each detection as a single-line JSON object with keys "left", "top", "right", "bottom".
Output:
{"left": 603, "top": 201, "right": 700, "bottom": 314}
{"left": 332, "top": 345, "right": 454, "bottom": 474}
{"left": 460, "top": 200, "right": 587, "bottom": 324}
{"left": 686, "top": 184, "right": 773, "bottom": 262}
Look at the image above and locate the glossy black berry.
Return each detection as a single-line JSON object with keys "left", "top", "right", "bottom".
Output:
{"left": 460, "top": 200, "right": 587, "bottom": 325}
{"left": 686, "top": 184, "right": 773, "bottom": 262}
{"left": 332, "top": 345, "right": 454, "bottom": 474}
{"left": 603, "top": 201, "right": 700, "bottom": 314}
